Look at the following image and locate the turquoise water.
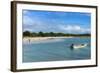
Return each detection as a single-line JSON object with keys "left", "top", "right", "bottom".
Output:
{"left": 23, "top": 37, "right": 91, "bottom": 63}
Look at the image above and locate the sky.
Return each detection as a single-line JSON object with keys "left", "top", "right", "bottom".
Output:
{"left": 22, "top": 10, "right": 91, "bottom": 34}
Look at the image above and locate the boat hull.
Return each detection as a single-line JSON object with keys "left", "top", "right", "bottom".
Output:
{"left": 73, "top": 44, "right": 87, "bottom": 49}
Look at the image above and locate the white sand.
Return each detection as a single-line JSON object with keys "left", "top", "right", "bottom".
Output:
{"left": 23, "top": 37, "right": 73, "bottom": 43}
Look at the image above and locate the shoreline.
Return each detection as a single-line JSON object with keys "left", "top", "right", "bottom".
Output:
{"left": 23, "top": 37, "right": 73, "bottom": 43}
{"left": 23, "top": 36, "right": 90, "bottom": 43}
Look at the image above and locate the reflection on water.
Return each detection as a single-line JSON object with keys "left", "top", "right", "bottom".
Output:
{"left": 23, "top": 37, "right": 91, "bottom": 63}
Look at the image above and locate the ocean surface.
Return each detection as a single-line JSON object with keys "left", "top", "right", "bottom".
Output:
{"left": 23, "top": 37, "right": 91, "bottom": 63}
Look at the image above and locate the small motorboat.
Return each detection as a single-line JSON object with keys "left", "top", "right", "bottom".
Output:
{"left": 70, "top": 44, "right": 87, "bottom": 49}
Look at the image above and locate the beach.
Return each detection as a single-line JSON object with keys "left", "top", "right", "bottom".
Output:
{"left": 23, "top": 37, "right": 73, "bottom": 43}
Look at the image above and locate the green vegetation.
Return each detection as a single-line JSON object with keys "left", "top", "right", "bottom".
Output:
{"left": 23, "top": 31, "right": 91, "bottom": 37}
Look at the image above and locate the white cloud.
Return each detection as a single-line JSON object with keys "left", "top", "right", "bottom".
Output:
{"left": 59, "top": 25, "right": 90, "bottom": 33}
{"left": 61, "top": 25, "right": 81, "bottom": 31}
{"left": 23, "top": 15, "right": 52, "bottom": 32}
{"left": 23, "top": 16, "right": 34, "bottom": 25}
{"left": 23, "top": 15, "right": 43, "bottom": 26}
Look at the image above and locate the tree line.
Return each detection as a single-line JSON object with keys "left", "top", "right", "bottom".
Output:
{"left": 23, "top": 31, "right": 91, "bottom": 37}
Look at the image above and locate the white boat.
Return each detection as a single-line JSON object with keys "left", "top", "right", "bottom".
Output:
{"left": 71, "top": 44, "right": 87, "bottom": 49}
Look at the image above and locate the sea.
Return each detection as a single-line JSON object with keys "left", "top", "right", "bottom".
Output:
{"left": 23, "top": 37, "right": 91, "bottom": 63}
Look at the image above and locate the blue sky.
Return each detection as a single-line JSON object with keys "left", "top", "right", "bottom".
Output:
{"left": 23, "top": 10, "right": 91, "bottom": 34}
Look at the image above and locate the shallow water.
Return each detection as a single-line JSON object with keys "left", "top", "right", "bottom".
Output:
{"left": 23, "top": 37, "right": 91, "bottom": 63}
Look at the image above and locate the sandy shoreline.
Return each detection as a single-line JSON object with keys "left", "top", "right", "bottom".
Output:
{"left": 23, "top": 37, "right": 73, "bottom": 43}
